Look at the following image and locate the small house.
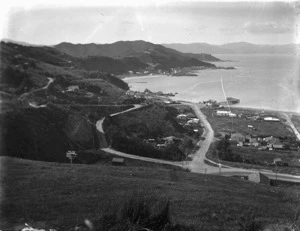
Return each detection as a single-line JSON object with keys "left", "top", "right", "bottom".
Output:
{"left": 273, "top": 158, "right": 282, "bottom": 164}
{"left": 86, "top": 92, "right": 95, "bottom": 98}
{"left": 162, "top": 136, "right": 182, "bottom": 145}
{"left": 237, "top": 141, "right": 243, "bottom": 147}
{"left": 247, "top": 125, "right": 254, "bottom": 130}
{"left": 245, "top": 115, "right": 259, "bottom": 121}
{"left": 177, "top": 114, "right": 187, "bottom": 120}
{"left": 126, "top": 90, "right": 135, "bottom": 96}
{"left": 264, "top": 136, "right": 280, "bottom": 144}
{"left": 157, "top": 143, "right": 167, "bottom": 149}
{"left": 66, "top": 85, "right": 79, "bottom": 92}
{"left": 187, "top": 118, "right": 200, "bottom": 124}
{"left": 245, "top": 135, "right": 251, "bottom": 142}
{"left": 264, "top": 117, "right": 280, "bottom": 122}
{"left": 248, "top": 172, "right": 270, "bottom": 185}
{"left": 112, "top": 158, "right": 125, "bottom": 166}
{"left": 273, "top": 142, "right": 284, "bottom": 149}
{"left": 203, "top": 100, "right": 219, "bottom": 108}
{"left": 229, "top": 112, "right": 237, "bottom": 117}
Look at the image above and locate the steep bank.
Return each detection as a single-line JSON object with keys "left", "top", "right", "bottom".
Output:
{"left": 0, "top": 105, "right": 100, "bottom": 163}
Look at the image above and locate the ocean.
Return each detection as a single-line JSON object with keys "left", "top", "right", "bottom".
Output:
{"left": 124, "top": 54, "right": 300, "bottom": 113}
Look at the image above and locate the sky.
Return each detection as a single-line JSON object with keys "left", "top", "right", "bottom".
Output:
{"left": 1, "top": 0, "right": 299, "bottom": 45}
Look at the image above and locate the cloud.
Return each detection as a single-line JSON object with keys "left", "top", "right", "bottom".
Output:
{"left": 219, "top": 27, "right": 241, "bottom": 35}
{"left": 243, "top": 22, "right": 292, "bottom": 34}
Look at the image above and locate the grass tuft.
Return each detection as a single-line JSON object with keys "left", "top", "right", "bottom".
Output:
{"left": 91, "top": 193, "right": 194, "bottom": 231}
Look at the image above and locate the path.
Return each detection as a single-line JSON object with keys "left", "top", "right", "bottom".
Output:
{"left": 182, "top": 102, "right": 215, "bottom": 172}
{"left": 102, "top": 148, "right": 184, "bottom": 167}
{"left": 21, "top": 77, "right": 54, "bottom": 100}
{"left": 281, "top": 112, "right": 300, "bottom": 141}
{"left": 96, "top": 104, "right": 143, "bottom": 133}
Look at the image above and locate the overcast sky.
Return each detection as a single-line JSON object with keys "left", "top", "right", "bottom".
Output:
{"left": 2, "top": 1, "right": 299, "bottom": 45}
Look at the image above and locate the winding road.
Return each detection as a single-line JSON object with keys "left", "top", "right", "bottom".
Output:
{"left": 97, "top": 102, "right": 300, "bottom": 182}
{"left": 21, "top": 77, "right": 54, "bottom": 100}
{"left": 280, "top": 112, "right": 300, "bottom": 141}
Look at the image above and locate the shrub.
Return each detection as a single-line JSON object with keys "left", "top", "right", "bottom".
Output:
{"left": 91, "top": 194, "right": 196, "bottom": 231}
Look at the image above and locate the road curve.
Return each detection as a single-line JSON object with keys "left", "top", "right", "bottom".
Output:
{"left": 21, "top": 77, "right": 54, "bottom": 100}
{"left": 96, "top": 104, "right": 143, "bottom": 134}
{"left": 98, "top": 102, "right": 300, "bottom": 182}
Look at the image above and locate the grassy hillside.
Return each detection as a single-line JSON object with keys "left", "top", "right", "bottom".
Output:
{"left": 81, "top": 56, "right": 148, "bottom": 74}
{"left": 0, "top": 41, "right": 134, "bottom": 163}
{"left": 1, "top": 156, "right": 299, "bottom": 230}
{"left": 0, "top": 41, "right": 130, "bottom": 101}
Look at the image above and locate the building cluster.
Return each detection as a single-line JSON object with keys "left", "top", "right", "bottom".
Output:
{"left": 203, "top": 97, "right": 240, "bottom": 109}
{"left": 214, "top": 109, "right": 281, "bottom": 122}
{"left": 176, "top": 113, "right": 201, "bottom": 132}
{"left": 145, "top": 136, "right": 182, "bottom": 149}
{"left": 125, "top": 89, "right": 176, "bottom": 99}
{"left": 63, "top": 85, "right": 96, "bottom": 98}
{"left": 229, "top": 133, "right": 298, "bottom": 151}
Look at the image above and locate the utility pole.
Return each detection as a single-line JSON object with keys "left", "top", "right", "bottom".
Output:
{"left": 275, "top": 163, "right": 278, "bottom": 184}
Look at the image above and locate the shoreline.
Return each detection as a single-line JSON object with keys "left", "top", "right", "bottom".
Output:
{"left": 123, "top": 75, "right": 300, "bottom": 115}
{"left": 174, "top": 96, "right": 300, "bottom": 115}
{"left": 229, "top": 104, "right": 300, "bottom": 115}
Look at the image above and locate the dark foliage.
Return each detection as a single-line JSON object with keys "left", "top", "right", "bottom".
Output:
{"left": 111, "top": 135, "right": 185, "bottom": 161}
{"left": 81, "top": 56, "right": 148, "bottom": 75}
{"left": 93, "top": 195, "right": 196, "bottom": 231}
{"left": 0, "top": 105, "right": 99, "bottom": 162}
{"left": 217, "top": 135, "right": 242, "bottom": 162}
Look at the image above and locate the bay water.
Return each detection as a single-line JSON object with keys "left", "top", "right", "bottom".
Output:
{"left": 124, "top": 54, "right": 300, "bottom": 113}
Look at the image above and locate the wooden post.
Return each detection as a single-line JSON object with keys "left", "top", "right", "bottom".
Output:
{"left": 66, "top": 151, "right": 77, "bottom": 164}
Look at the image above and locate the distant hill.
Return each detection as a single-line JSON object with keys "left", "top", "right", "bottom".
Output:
{"left": 0, "top": 41, "right": 130, "bottom": 95}
{"left": 54, "top": 40, "right": 217, "bottom": 70}
{"left": 163, "top": 42, "right": 300, "bottom": 54}
{"left": 162, "top": 43, "right": 232, "bottom": 55}
{"left": 0, "top": 41, "right": 133, "bottom": 162}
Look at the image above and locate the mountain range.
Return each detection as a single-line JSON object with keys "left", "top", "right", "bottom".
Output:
{"left": 163, "top": 42, "right": 300, "bottom": 55}
{"left": 54, "top": 40, "right": 219, "bottom": 72}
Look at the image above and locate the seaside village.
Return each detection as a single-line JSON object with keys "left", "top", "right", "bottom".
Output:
{"left": 203, "top": 99, "right": 300, "bottom": 155}
{"left": 144, "top": 111, "right": 201, "bottom": 150}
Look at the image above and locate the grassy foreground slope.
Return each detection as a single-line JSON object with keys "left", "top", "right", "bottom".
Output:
{"left": 1, "top": 157, "right": 299, "bottom": 230}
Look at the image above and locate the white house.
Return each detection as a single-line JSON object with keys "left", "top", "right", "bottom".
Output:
{"left": 187, "top": 118, "right": 200, "bottom": 124}
{"left": 176, "top": 114, "right": 187, "bottom": 120}
{"left": 216, "top": 110, "right": 231, "bottom": 116}
{"left": 264, "top": 117, "right": 280, "bottom": 122}
{"left": 229, "top": 112, "right": 237, "bottom": 117}
{"left": 66, "top": 85, "right": 79, "bottom": 92}
{"left": 248, "top": 125, "right": 254, "bottom": 130}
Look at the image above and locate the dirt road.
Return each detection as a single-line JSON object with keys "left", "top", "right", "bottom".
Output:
{"left": 97, "top": 102, "right": 300, "bottom": 182}
{"left": 281, "top": 112, "right": 300, "bottom": 141}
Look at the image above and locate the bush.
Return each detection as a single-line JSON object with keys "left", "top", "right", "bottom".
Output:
{"left": 90, "top": 194, "right": 196, "bottom": 231}
{"left": 111, "top": 135, "right": 185, "bottom": 161}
